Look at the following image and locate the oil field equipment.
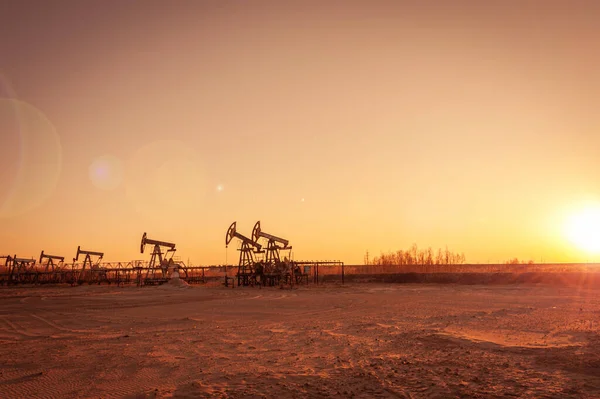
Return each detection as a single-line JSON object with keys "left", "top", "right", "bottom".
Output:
{"left": 39, "top": 250, "right": 65, "bottom": 284}
{"left": 225, "top": 221, "right": 263, "bottom": 287}
{"left": 140, "top": 232, "right": 176, "bottom": 284}
{"left": 251, "top": 221, "right": 294, "bottom": 286}
{"left": 7, "top": 255, "right": 37, "bottom": 284}
{"left": 73, "top": 246, "right": 104, "bottom": 285}
{"left": 0, "top": 224, "right": 342, "bottom": 286}
{"left": 39, "top": 250, "right": 64, "bottom": 271}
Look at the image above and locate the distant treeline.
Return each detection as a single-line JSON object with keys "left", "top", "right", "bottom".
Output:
{"left": 369, "top": 245, "right": 537, "bottom": 266}
{"left": 370, "top": 244, "right": 466, "bottom": 266}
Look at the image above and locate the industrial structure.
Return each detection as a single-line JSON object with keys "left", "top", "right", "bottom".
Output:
{"left": 39, "top": 250, "right": 65, "bottom": 284}
{"left": 73, "top": 246, "right": 104, "bottom": 285}
{"left": 0, "top": 224, "right": 342, "bottom": 287}
{"left": 225, "top": 221, "right": 263, "bottom": 286}
{"left": 5, "top": 256, "right": 37, "bottom": 284}
{"left": 251, "top": 220, "right": 298, "bottom": 286}
{"left": 140, "top": 232, "right": 177, "bottom": 284}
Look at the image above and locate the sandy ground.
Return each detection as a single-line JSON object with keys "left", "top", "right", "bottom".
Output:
{"left": 1, "top": 282, "right": 599, "bottom": 399}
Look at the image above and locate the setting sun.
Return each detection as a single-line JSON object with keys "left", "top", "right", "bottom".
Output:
{"left": 565, "top": 206, "right": 600, "bottom": 254}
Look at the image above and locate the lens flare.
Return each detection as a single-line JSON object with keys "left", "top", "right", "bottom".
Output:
{"left": 89, "top": 155, "right": 124, "bottom": 190}
{"left": 0, "top": 99, "right": 62, "bottom": 218}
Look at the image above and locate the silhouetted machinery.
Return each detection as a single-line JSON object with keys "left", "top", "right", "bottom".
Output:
{"left": 252, "top": 221, "right": 291, "bottom": 264}
{"left": 7, "top": 255, "right": 37, "bottom": 284}
{"left": 226, "top": 222, "right": 263, "bottom": 287}
{"left": 251, "top": 221, "right": 295, "bottom": 286}
{"left": 73, "top": 246, "right": 104, "bottom": 284}
{"left": 39, "top": 250, "right": 64, "bottom": 272}
{"left": 140, "top": 232, "right": 176, "bottom": 283}
{"left": 39, "top": 250, "right": 65, "bottom": 284}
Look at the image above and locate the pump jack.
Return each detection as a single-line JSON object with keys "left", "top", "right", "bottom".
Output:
{"left": 8, "top": 256, "right": 37, "bottom": 284}
{"left": 39, "top": 250, "right": 65, "bottom": 284}
{"left": 73, "top": 246, "right": 104, "bottom": 285}
{"left": 40, "top": 251, "right": 64, "bottom": 272}
{"left": 140, "top": 232, "right": 176, "bottom": 284}
{"left": 225, "top": 222, "right": 263, "bottom": 287}
{"left": 251, "top": 221, "right": 294, "bottom": 286}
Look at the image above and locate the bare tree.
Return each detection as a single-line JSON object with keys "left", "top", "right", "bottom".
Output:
{"left": 436, "top": 248, "right": 444, "bottom": 265}
{"left": 426, "top": 247, "right": 434, "bottom": 265}
{"left": 409, "top": 243, "right": 418, "bottom": 264}
{"left": 371, "top": 245, "right": 466, "bottom": 267}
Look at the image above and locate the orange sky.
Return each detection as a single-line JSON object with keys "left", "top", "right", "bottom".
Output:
{"left": 1, "top": 1, "right": 599, "bottom": 265}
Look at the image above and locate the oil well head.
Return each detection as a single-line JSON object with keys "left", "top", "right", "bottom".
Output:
{"left": 12, "top": 255, "right": 36, "bottom": 266}
{"left": 73, "top": 246, "right": 104, "bottom": 262}
{"left": 252, "top": 220, "right": 290, "bottom": 249}
{"left": 140, "top": 232, "right": 176, "bottom": 254}
{"left": 225, "top": 222, "right": 237, "bottom": 247}
{"left": 39, "top": 250, "right": 65, "bottom": 264}
{"left": 251, "top": 221, "right": 262, "bottom": 242}
{"left": 226, "top": 221, "right": 262, "bottom": 250}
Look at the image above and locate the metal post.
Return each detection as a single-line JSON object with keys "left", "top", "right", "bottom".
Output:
{"left": 341, "top": 261, "right": 344, "bottom": 285}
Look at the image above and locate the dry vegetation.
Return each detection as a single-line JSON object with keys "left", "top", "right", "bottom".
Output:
{"left": 370, "top": 244, "right": 466, "bottom": 266}
{"left": 1, "top": 282, "right": 599, "bottom": 398}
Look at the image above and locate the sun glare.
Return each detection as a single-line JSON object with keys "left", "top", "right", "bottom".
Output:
{"left": 565, "top": 206, "right": 600, "bottom": 254}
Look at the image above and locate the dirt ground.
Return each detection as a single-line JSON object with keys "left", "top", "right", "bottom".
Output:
{"left": 1, "top": 282, "right": 599, "bottom": 399}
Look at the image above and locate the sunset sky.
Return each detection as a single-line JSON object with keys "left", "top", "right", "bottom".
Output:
{"left": 1, "top": 1, "right": 599, "bottom": 265}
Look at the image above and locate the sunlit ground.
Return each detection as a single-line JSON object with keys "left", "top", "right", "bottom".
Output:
{"left": 0, "top": 283, "right": 599, "bottom": 398}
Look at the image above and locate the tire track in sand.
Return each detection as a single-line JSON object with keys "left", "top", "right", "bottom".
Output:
{"left": 0, "top": 315, "right": 39, "bottom": 338}
{"left": 29, "top": 313, "right": 98, "bottom": 335}
{"left": 0, "top": 313, "right": 99, "bottom": 341}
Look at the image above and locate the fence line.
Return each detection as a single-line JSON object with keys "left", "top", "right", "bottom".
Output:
{"left": 2, "top": 261, "right": 599, "bottom": 287}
